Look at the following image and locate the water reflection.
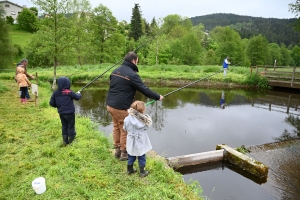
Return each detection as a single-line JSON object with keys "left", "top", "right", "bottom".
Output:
{"left": 220, "top": 91, "right": 225, "bottom": 109}
{"left": 73, "top": 85, "right": 300, "bottom": 199}
{"left": 177, "top": 161, "right": 268, "bottom": 185}
{"left": 248, "top": 139, "right": 300, "bottom": 199}
{"left": 274, "top": 115, "right": 300, "bottom": 141}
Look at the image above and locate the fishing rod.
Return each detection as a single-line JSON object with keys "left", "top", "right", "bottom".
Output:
{"left": 76, "top": 29, "right": 165, "bottom": 93}
{"left": 145, "top": 69, "right": 223, "bottom": 106}
{"left": 229, "top": 61, "right": 243, "bottom": 68}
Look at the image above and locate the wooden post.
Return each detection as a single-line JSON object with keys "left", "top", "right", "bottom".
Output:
{"left": 36, "top": 72, "right": 38, "bottom": 84}
{"left": 273, "top": 60, "right": 276, "bottom": 71}
{"left": 291, "top": 67, "right": 296, "bottom": 87}
{"left": 35, "top": 72, "right": 38, "bottom": 106}
{"left": 256, "top": 66, "right": 258, "bottom": 74}
{"left": 250, "top": 66, "right": 253, "bottom": 75}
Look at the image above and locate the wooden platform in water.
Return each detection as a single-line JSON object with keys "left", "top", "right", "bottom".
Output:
{"left": 167, "top": 144, "right": 269, "bottom": 178}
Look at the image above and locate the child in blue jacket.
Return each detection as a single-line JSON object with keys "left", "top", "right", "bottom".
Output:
{"left": 49, "top": 77, "right": 82, "bottom": 145}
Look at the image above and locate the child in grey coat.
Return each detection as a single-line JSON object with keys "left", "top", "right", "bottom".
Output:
{"left": 123, "top": 100, "right": 152, "bottom": 177}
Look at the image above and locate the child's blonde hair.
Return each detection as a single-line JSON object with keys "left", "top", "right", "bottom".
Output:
{"left": 130, "top": 100, "right": 146, "bottom": 113}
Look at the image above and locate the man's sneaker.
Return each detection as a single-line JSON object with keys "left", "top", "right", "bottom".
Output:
{"left": 114, "top": 147, "right": 121, "bottom": 158}
{"left": 119, "top": 150, "right": 128, "bottom": 161}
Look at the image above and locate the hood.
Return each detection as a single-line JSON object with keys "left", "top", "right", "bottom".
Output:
{"left": 16, "top": 67, "right": 24, "bottom": 73}
{"left": 127, "top": 108, "right": 152, "bottom": 128}
{"left": 58, "top": 76, "right": 71, "bottom": 90}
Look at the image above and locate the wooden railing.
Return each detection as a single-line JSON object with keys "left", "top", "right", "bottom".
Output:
{"left": 251, "top": 65, "right": 300, "bottom": 88}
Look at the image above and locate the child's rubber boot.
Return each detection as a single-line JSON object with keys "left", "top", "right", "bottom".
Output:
{"left": 127, "top": 164, "right": 137, "bottom": 175}
{"left": 139, "top": 166, "right": 149, "bottom": 178}
{"left": 68, "top": 135, "right": 76, "bottom": 144}
{"left": 62, "top": 135, "right": 69, "bottom": 146}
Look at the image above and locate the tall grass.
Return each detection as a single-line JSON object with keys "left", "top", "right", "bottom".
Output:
{"left": 0, "top": 80, "right": 203, "bottom": 199}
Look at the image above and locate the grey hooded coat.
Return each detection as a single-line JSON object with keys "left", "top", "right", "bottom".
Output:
{"left": 124, "top": 108, "right": 152, "bottom": 156}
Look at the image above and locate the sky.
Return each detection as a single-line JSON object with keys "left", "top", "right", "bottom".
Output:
{"left": 14, "top": 0, "right": 296, "bottom": 22}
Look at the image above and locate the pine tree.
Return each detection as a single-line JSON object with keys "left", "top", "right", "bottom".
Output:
{"left": 150, "top": 17, "right": 158, "bottom": 36}
{"left": 129, "top": 4, "right": 143, "bottom": 41}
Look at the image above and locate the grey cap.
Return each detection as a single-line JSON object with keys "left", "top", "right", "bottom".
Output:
{"left": 21, "top": 58, "right": 28, "bottom": 63}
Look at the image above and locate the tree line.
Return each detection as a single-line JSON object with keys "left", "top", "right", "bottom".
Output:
{"left": 190, "top": 13, "right": 300, "bottom": 47}
{"left": 1, "top": 0, "right": 300, "bottom": 72}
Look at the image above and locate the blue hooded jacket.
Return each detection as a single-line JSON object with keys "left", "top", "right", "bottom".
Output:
{"left": 49, "top": 77, "right": 81, "bottom": 114}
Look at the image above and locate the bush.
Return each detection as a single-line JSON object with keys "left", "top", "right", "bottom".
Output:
{"left": 244, "top": 74, "right": 269, "bottom": 89}
{"left": 16, "top": 8, "right": 38, "bottom": 32}
{"left": 6, "top": 16, "right": 14, "bottom": 25}
{"left": 14, "top": 44, "right": 24, "bottom": 57}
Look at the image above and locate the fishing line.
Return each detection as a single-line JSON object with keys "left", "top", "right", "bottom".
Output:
{"left": 76, "top": 28, "right": 166, "bottom": 93}
{"left": 229, "top": 61, "right": 243, "bottom": 68}
{"left": 232, "top": 61, "right": 243, "bottom": 66}
{"left": 145, "top": 69, "right": 223, "bottom": 106}
{"left": 76, "top": 19, "right": 192, "bottom": 93}
{"left": 145, "top": 61, "right": 244, "bottom": 105}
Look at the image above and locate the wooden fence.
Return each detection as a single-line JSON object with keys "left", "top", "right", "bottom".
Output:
{"left": 251, "top": 65, "right": 300, "bottom": 89}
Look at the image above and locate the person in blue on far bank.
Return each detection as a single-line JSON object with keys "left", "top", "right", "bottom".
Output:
{"left": 223, "top": 56, "right": 231, "bottom": 77}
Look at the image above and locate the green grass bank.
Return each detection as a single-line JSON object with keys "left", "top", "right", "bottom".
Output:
{"left": 0, "top": 64, "right": 268, "bottom": 89}
{"left": 0, "top": 80, "right": 202, "bottom": 199}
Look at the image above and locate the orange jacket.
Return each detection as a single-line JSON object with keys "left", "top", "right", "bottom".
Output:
{"left": 16, "top": 67, "right": 31, "bottom": 87}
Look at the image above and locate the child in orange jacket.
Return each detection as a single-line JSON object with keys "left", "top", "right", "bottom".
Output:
{"left": 15, "top": 67, "right": 31, "bottom": 103}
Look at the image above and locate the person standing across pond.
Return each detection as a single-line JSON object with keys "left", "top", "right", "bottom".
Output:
{"left": 223, "top": 56, "right": 231, "bottom": 77}
{"left": 124, "top": 101, "right": 152, "bottom": 177}
{"left": 106, "top": 51, "right": 163, "bottom": 161}
{"left": 15, "top": 59, "right": 35, "bottom": 101}
{"left": 49, "top": 77, "right": 82, "bottom": 146}
{"left": 15, "top": 67, "right": 31, "bottom": 104}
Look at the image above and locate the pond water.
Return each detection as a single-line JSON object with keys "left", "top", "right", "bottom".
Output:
{"left": 73, "top": 84, "right": 300, "bottom": 200}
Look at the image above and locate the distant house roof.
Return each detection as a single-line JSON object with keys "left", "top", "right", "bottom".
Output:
{"left": 0, "top": 1, "right": 24, "bottom": 9}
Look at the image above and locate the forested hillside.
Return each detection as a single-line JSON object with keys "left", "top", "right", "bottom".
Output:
{"left": 190, "top": 13, "right": 299, "bottom": 47}
{"left": 3, "top": 2, "right": 300, "bottom": 69}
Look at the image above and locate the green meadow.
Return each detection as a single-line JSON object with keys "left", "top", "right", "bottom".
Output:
{"left": 10, "top": 29, "right": 33, "bottom": 48}
{"left": 0, "top": 64, "right": 266, "bottom": 89}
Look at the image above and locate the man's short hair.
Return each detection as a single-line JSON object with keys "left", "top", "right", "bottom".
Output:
{"left": 124, "top": 51, "right": 138, "bottom": 62}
